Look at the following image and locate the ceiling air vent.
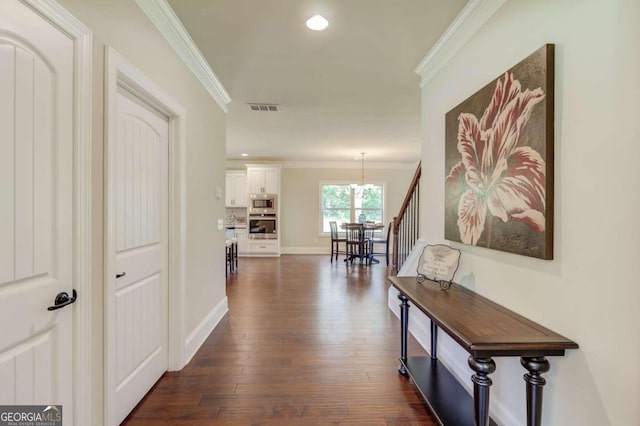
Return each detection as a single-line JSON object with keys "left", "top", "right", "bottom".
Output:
{"left": 248, "top": 103, "right": 279, "bottom": 112}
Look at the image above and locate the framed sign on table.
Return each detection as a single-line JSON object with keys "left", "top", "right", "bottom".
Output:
{"left": 417, "top": 245, "right": 461, "bottom": 291}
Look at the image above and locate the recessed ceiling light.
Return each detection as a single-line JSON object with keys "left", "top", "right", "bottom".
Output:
{"left": 240, "top": 153, "right": 248, "bottom": 157}
{"left": 306, "top": 15, "right": 328, "bottom": 31}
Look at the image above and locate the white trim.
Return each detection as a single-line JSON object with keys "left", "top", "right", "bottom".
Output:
{"left": 414, "top": 0, "right": 506, "bottom": 86}
{"left": 318, "top": 181, "right": 388, "bottom": 235}
{"left": 282, "top": 160, "right": 416, "bottom": 169}
{"left": 134, "top": 0, "right": 231, "bottom": 112}
{"left": 226, "top": 159, "right": 417, "bottom": 170}
{"left": 280, "top": 247, "right": 329, "bottom": 255}
{"left": 167, "top": 99, "right": 187, "bottom": 375}
{"left": 184, "top": 297, "right": 229, "bottom": 365}
{"left": 244, "top": 163, "right": 282, "bottom": 169}
{"left": 104, "top": 47, "right": 187, "bottom": 426}
{"left": 20, "top": 1, "right": 93, "bottom": 425}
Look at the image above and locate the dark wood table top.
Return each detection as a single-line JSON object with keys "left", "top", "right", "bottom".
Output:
{"left": 340, "top": 222, "right": 384, "bottom": 230}
{"left": 388, "top": 276, "right": 579, "bottom": 358}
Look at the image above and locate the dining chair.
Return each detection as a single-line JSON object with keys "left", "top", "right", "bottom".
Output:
{"left": 366, "top": 221, "right": 391, "bottom": 266}
{"left": 344, "top": 223, "right": 369, "bottom": 265}
{"left": 329, "top": 221, "right": 347, "bottom": 263}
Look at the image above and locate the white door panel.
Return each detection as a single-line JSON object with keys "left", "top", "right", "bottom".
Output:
{"left": 114, "top": 246, "right": 163, "bottom": 291}
{"left": 0, "top": 0, "right": 74, "bottom": 418}
{"left": 116, "top": 273, "right": 162, "bottom": 385}
{"left": 109, "top": 90, "right": 168, "bottom": 425}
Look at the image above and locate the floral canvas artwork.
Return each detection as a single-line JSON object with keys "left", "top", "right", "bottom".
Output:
{"left": 445, "top": 45, "right": 554, "bottom": 259}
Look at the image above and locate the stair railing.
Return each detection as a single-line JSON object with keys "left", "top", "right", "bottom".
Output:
{"left": 391, "top": 161, "right": 421, "bottom": 274}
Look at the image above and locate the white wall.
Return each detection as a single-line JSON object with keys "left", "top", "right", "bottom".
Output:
{"left": 280, "top": 166, "right": 415, "bottom": 252}
{"left": 55, "top": 0, "right": 228, "bottom": 423}
{"left": 416, "top": 0, "right": 640, "bottom": 425}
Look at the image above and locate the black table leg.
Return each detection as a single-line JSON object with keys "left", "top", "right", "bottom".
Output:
{"left": 397, "top": 293, "right": 409, "bottom": 375}
{"left": 430, "top": 321, "right": 438, "bottom": 360}
{"left": 521, "top": 356, "right": 550, "bottom": 426}
{"left": 234, "top": 242, "right": 238, "bottom": 270}
{"left": 468, "top": 356, "right": 496, "bottom": 426}
{"left": 225, "top": 244, "right": 230, "bottom": 277}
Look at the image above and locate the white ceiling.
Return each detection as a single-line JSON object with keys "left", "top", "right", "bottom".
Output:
{"left": 168, "top": 0, "right": 467, "bottom": 163}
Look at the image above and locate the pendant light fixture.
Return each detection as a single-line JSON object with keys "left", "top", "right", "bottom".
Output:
{"left": 350, "top": 152, "right": 372, "bottom": 194}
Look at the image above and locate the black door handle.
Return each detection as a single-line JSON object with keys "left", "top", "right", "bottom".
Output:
{"left": 116, "top": 272, "right": 126, "bottom": 279}
{"left": 47, "top": 289, "right": 77, "bottom": 311}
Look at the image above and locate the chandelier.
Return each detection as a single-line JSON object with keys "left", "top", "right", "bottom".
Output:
{"left": 350, "top": 152, "right": 373, "bottom": 195}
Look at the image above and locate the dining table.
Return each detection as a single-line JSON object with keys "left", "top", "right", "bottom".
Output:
{"left": 340, "top": 222, "right": 385, "bottom": 264}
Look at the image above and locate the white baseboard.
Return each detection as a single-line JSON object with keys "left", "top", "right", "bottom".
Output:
{"left": 280, "top": 247, "right": 329, "bottom": 254}
{"left": 184, "top": 296, "right": 228, "bottom": 365}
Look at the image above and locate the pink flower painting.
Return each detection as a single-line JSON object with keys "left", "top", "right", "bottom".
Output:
{"left": 444, "top": 45, "right": 554, "bottom": 259}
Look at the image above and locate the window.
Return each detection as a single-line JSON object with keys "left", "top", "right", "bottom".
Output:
{"left": 320, "top": 183, "right": 384, "bottom": 233}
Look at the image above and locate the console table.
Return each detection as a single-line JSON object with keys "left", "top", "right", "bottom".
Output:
{"left": 388, "top": 276, "right": 578, "bottom": 426}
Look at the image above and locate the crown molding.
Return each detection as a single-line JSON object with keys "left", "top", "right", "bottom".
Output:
{"left": 414, "top": 0, "right": 506, "bottom": 87}
{"left": 281, "top": 160, "right": 416, "bottom": 170}
{"left": 244, "top": 163, "right": 283, "bottom": 169}
{"left": 225, "top": 159, "right": 417, "bottom": 170}
{"left": 135, "top": 0, "right": 231, "bottom": 112}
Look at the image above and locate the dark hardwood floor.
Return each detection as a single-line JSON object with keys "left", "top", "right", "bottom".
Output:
{"left": 122, "top": 255, "right": 436, "bottom": 425}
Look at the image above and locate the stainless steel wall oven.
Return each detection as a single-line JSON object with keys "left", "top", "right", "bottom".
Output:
{"left": 248, "top": 214, "right": 277, "bottom": 239}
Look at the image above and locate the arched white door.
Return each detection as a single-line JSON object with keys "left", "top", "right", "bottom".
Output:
{"left": 0, "top": 0, "right": 75, "bottom": 421}
{"left": 107, "top": 89, "right": 169, "bottom": 425}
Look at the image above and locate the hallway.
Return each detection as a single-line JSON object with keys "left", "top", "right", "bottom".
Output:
{"left": 122, "top": 255, "right": 436, "bottom": 425}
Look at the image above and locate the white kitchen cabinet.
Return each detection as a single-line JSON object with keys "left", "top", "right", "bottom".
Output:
{"left": 225, "top": 171, "right": 247, "bottom": 207}
{"left": 248, "top": 239, "right": 279, "bottom": 255}
{"left": 246, "top": 166, "right": 280, "bottom": 194}
{"left": 234, "top": 228, "right": 248, "bottom": 254}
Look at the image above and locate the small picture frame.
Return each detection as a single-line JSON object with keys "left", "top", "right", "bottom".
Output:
{"left": 416, "top": 244, "right": 461, "bottom": 291}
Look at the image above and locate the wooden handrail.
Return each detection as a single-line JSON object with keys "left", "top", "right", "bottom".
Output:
{"left": 393, "top": 161, "right": 421, "bottom": 234}
{"left": 391, "top": 161, "right": 421, "bottom": 274}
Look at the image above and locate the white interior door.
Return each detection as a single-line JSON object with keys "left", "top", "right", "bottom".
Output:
{"left": 107, "top": 89, "right": 169, "bottom": 425}
{"left": 0, "top": 0, "right": 75, "bottom": 419}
